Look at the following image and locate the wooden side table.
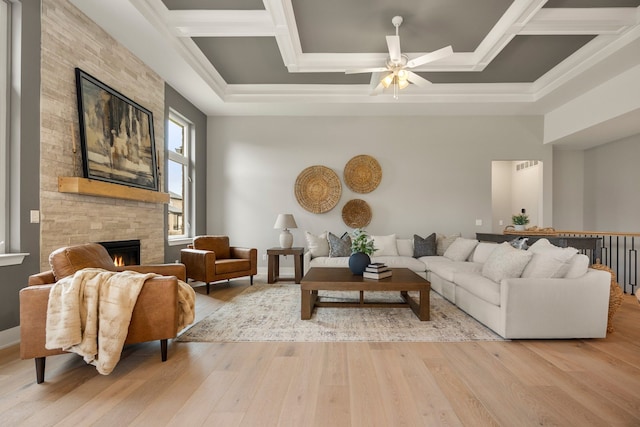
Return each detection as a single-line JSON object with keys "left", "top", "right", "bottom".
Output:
{"left": 267, "top": 247, "right": 304, "bottom": 284}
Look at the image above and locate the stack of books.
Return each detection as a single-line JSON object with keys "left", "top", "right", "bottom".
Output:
{"left": 363, "top": 263, "right": 393, "bottom": 279}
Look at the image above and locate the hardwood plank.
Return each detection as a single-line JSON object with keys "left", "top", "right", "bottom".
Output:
{"left": 346, "top": 343, "right": 388, "bottom": 427}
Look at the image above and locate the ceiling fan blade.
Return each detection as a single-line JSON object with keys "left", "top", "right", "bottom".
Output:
{"left": 406, "top": 45, "right": 453, "bottom": 68}
{"left": 386, "top": 35, "right": 402, "bottom": 63}
{"left": 407, "top": 71, "right": 432, "bottom": 88}
{"left": 369, "top": 72, "right": 385, "bottom": 95}
{"left": 345, "top": 67, "right": 388, "bottom": 75}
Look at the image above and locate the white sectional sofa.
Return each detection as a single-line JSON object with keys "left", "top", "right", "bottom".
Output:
{"left": 303, "top": 233, "right": 611, "bottom": 339}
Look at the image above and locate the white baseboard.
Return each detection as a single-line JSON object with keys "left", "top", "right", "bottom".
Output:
{"left": 0, "top": 326, "right": 20, "bottom": 350}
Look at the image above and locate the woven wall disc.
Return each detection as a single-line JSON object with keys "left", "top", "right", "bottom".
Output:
{"left": 295, "top": 165, "right": 342, "bottom": 213}
{"left": 342, "top": 199, "right": 372, "bottom": 228}
{"left": 344, "top": 155, "right": 382, "bottom": 193}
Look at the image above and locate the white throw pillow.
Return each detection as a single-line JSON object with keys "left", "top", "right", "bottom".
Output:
{"left": 482, "top": 242, "right": 533, "bottom": 283}
{"left": 564, "top": 254, "right": 590, "bottom": 278}
{"left": 521, "top": 253, "right": 569, "bottom": 278}
{"left": 372, "top": 234, "right": 399, "bottom": 256}
{"left": 436, "top": 233, "right": 461, "bottom": 256}
{"left": 443, "top": 238, "right": 479, "bottom": 262}
{"left": 396, "top": 239, "right": 414, "bottom": 257}
{"left": 305, "top": 231, "right": 329, "bottom": 258}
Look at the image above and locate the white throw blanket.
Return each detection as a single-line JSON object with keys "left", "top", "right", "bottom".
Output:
{"left": 45, "top": 268, "right": 195, "bottom": 375}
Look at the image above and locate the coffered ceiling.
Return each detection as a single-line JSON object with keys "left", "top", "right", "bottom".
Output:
{"left": 71, "top": 0, "right": 640, "bottom": 117}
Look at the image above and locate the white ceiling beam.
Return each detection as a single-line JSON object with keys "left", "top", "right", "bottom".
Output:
{"left": 266, "top": 0, "right": 301, "bottom": 70}
{"left": 518, "top": 8, "right": 638, "bottom": 35}
{"left": 169, "top": 10, "right": 277, "bottom": 37}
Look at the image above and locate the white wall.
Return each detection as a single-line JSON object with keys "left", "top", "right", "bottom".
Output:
{"left": 583, "top": 133, "right": 640, "bottom": 232}
{"left": 207, "top": 115, "right": 550, "bottom": 268}
{"left": 491, "top": 161, "right": 512, "bottom": 232}
{"left": 552, "top": 149, "right": 585, "bottom": 231}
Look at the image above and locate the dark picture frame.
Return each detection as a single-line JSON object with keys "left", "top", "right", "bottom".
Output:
{"left": 75, "top": 68, "right": 158, "bottom": 191}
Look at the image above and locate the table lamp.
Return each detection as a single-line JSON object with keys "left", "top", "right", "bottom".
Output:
{"left": 274, "top": 214, "right": 297, "bottom": 248}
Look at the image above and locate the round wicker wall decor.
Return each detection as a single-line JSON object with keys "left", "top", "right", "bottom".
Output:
{"left": 294, "top": 165, "right": 342, "bottom": 213}
{"left": 344, "top": 155, "right": 382, "bottom": 193}
{"left": 342, "top": 199, "right": 372, "bottom": 228}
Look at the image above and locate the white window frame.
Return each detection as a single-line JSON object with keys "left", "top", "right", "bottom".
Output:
{"left": 0, "top": 0, "right": 28, "bottom": 265}
{"left": 167, "top": 109, "right": 193, "bottom": 245}
{"left": 0, "top": 0, "right": 9, "bottom": 255}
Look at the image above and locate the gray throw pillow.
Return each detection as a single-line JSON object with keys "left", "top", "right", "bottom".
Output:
{"left": 328, "top": 232, "right": 352, "bottom": 257}
{"left": 413, "top": 233, "right": 436, "bottom": 257}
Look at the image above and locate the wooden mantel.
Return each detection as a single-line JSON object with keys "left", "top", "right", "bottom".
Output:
{"left": 58, "top": 177, "right": 170, "bottom": 204}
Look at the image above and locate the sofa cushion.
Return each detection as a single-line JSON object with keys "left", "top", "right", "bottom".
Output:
{"left": 419, "top": 255, "right": 452, "bottom": 272}
{"left": 482, "top": 242, "right": 532, "bottom": 283}
{"left": 564, "top": 254, "right": 590, "bottom": 278}
{"left": 372, "top": 256, "right": 427, "bottom": 273}
{"left": 305, "top": 231, "right": 329, "bottom": 258}
{"left": 437, "top": 233, "right": 461, "bottom": 256}
{"left": 372, "top": 234, "right": 399, "bottom": 256}
{"left": 470, "top": 242, "right": 499, "bottom": 263}
{"left": 309, "top": 256, "right": 350, "bottom": 268}
{"left": 455, "top": 272, "right": 501, "bottom": 306}
{"left": 328, "top": 232, "right": 351, "bottom": 257}
{"left": 429, "top": 261, "right": 483, "bottom": 282}
{"left": 396, "top": 239, "right": 414, "bottom": 257}
{"left": 414, "top": 233, "right": 436, "bottom": 257}
{"left": 443, "top": 238, "right": 479, "bottom": 262}
{"left": 216, "top": 259, "right": 251, "bottom": 274}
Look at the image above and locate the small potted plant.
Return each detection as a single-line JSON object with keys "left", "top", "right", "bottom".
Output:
{"left": 511, "top": 213, "right": 529, "bottom": 231}
{"left": 349, "top": 228, "right": 376, "bottom": 275}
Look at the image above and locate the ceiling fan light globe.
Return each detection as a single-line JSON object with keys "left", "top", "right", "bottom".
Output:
{"left": 398, "top": 79, "right": 410, "bottom": 90}
{"left": 381, "top": 73, "right": 394, "bottom": 88}
{"left": 397, "top": 69, "right": 409, "bottom": 80}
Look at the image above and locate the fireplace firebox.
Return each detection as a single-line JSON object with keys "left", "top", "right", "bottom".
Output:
{"left": 97, "top": 239, "right": 141, "bottom": 266}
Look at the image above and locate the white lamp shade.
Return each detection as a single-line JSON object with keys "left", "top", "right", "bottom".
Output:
{"left": 273, "top": 214, "right": 297, "bottom": 230}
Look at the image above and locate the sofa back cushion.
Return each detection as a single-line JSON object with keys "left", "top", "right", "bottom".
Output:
{"left": 396, "top": 239, "right": 414, "bottom": 257}
{"left": 521, "top": 238, "right": 578, "bottom": 278}
{"left": 193, "top": 236, "right": 231, "bottom": 259}
{"left": 372, "top": 234, "right": 399, "bottom": 256}
{"left": 49, "top": 243, "right": 117, "bottom": 281}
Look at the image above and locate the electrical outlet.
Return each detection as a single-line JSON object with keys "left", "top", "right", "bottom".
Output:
{"left": 30, "top": 210, "right": 40, "bottom": 224}
{"left": 475, "top": 219, "right": 482, "bottom": 226}
{"left": 262, "top": 253, "right": 267, "bottom": 261}
{"left": 499, "top": 219, "right": 504, "bottom": 226}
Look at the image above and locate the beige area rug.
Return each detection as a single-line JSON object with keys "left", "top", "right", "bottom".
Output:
{"left": 177, "top": 284, "right": 504, "bottom": 342}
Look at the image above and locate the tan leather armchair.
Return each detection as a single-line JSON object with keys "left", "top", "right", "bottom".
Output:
{"left": 20, "top": 243, "right": 187, "bottom": 383}
{"left": 181, "top": 236, "right": 257, "bottom": 294}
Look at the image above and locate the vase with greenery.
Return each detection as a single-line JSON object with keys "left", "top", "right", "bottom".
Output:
{"left": 512, "top": 213, "right": 529, "bottom": 231}
{"left": 349, "top": 228, "right": 375, "bottom": 275}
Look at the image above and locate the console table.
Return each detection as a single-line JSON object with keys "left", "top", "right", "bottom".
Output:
{"left": 476, "top": 233, "right": 602, "bottom": 263}
{"left": 267, "top": 247, "right": 304, "bottom": 284}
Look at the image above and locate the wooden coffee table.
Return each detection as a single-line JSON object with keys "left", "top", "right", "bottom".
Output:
{"left": 300, "top": 267, "right": 430, "bottom": 321}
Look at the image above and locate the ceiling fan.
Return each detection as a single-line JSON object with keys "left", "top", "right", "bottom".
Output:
{"left": 346, "top": 16, "right": 453, "bottom": 98}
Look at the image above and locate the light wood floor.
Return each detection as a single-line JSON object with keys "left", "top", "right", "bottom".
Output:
{"left": 2, "top": 278, "right": 640, "bottom": 427}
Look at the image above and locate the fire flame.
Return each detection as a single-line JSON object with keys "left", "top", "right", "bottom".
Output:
{"left": 113, "top": 255, "right": 124, "bottom": 267}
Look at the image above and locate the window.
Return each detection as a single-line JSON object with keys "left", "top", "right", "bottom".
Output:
{"left": 167, "top": 111, "right": 192, "bottom": 240}
{"left": 0, "top": 0, "right": 10, "bottom": 254}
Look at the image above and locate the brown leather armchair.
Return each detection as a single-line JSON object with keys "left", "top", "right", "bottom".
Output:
{"left": 20, "top": 243, "right": 187, "bottom": 383}
{"left": 181, "top": 235, "right": 257, "bottom": 294}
